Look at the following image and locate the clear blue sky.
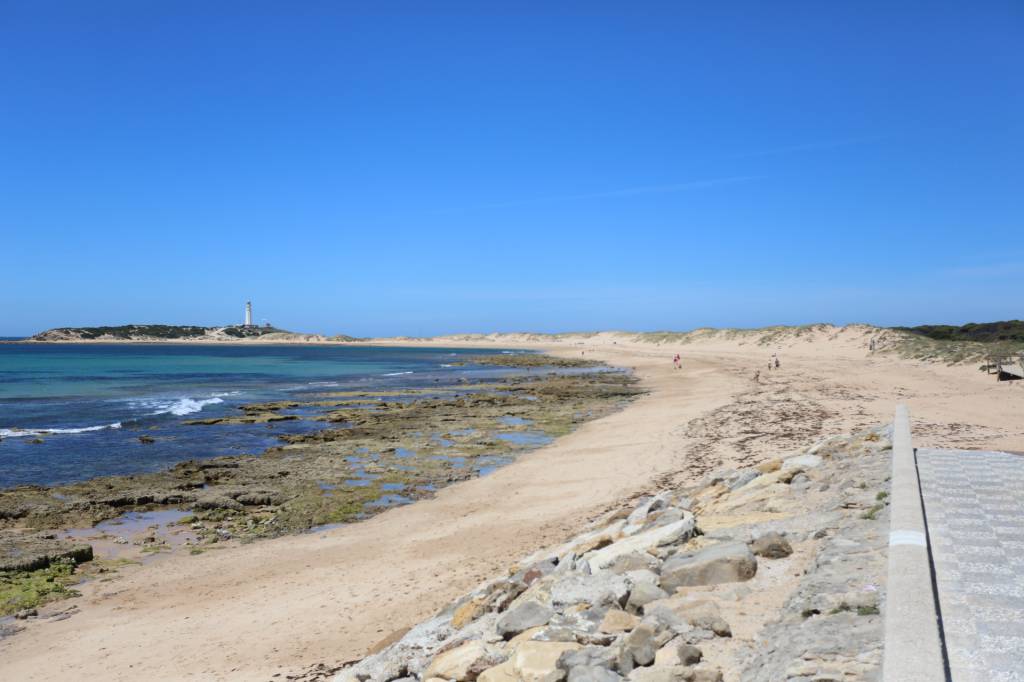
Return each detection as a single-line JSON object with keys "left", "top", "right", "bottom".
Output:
{"left": 2, "top": 2, "right": 1021, "bottom": 337}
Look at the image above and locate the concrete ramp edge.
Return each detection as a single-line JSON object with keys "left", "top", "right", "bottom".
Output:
{"left": 881, "top": 404, "right": 946, "bottom": 681}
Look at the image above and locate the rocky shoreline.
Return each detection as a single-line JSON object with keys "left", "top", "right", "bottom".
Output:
{"left": 0, "top": 356, "right": 641, "bottom": 619}
{"left": 306, "top": 426, "right": 892, "bottom": 682}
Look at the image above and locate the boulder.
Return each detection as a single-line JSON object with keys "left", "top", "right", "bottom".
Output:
{"left": 569, "top": 521, "right": 627, "bottom": 555}
{"left": 452, "top": 598, "right": 488, "bottom": 629}
{"left": 659, "top": 542, "right": 757, "bottom": 591}
{"left": 637, "top": 605, "right": 691, "bottom": 639}
{"left": 625, "top": 666, "right": 694, "bottom": 682}
{"left": 586, "top": 517, "right": 696, "bottom": 571}
{"left": 625, "top": 582, "right": 669, "bottom": 613}
{"left": 599, "top": 609, "right": 639, "bottom": 633}
{"left": 558, "top": 646, "right": 619, "bottom": 672}
{"left": 608, "top": 553, "right": 660, "bottom": 574}
{"left": 645, "top": 508, "right": 686, "bottom": 529}
{"left": 625, "top": 570, "right": 660, "bottom": 586}
{"left": 724, "top": 469, "right": 760, "bottom": 490}
{"left": 512, "top": 641, "right": 581, "bottom": 682}
{"left": 497, "top": 601, "right": 554, "bottom": 639}
{"left": 519, "top": 560, "right": 558, "bottom": 587}
{"left": 550, "top": 573, "right": 630, "bottom": 609}
{"left": 509, "top": 626, "right": 545, "bottom": 649}
{"left": 676, "top": 601, "right": 730, "bottom": 638}
{"left": 478, "top": 661, "right": 517, "bottom": 682}
{"left": 425, "top": 640, "right": 506, "bottom": 681}
{"left": 644, "top": 598, "right": 730, "bottom": 638}
{"left": 622, "top": 623, "right": 658, "bottom": 667}
{"left": 568, "top": 667, "right": 623, "bottom": 682}
{"left": 623, "top": 494, "right": 671, "bottom": 533}
{"left": 782, "top": 454, "right": 822, "bottom": 470}
{"left": 749, "top": 532, "right": 792, "bottom": 559}
{"left": 676, "top": 645, "right": 702, "bottom": 666}
{"left": 654, "top": 640, "right": 702, "bottom": 667}
{"left": 333, "top": 614, "right": 455, "bottom": 681}
{"left": 690, "top": 668, "right": 723, "bottom": 682}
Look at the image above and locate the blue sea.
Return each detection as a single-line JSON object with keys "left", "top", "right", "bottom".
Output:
{"left": 0, "top": 343, "right": 511, "bottom": 488}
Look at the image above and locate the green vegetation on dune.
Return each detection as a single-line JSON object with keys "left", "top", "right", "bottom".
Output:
{"left": 30, "top": 324, "right": 292, "bottom": 341}
{"left": 893, "top": 320, "right": 1024, "bottom": 343}
{"left": 220, "top": 325, "right": 289, "bottom": 338}
{"left": 881, "top": 321, "right": 1024, "bottom": 365}
{"left": 44, "top": 324, "right": 212, "bottom": 339}
{"left": 632, "top": 323, "right": 835, "bottom": 345}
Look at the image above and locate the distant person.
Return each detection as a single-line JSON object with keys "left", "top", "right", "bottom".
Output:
{"left": 754, "top": 369, "right": 761, "bottom": 383}
{"left": 768, "top": 358, "right": 773, "bottom": 371}
{"left": 775, "top": 356, "right": 780, "bottom": 369}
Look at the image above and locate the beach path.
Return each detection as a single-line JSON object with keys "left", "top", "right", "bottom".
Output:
{"left": 917, "top": 448, "right": 1024, "bottom": 680}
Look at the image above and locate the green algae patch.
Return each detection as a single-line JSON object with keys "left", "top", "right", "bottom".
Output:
{"left": 0, "top": 559, "right": 80, "bottom": 616}
{"left": 270, "top": 485, "right": 378, "bottom": 534}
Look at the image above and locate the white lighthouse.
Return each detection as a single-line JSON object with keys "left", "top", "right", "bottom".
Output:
{"left": 244, "top": 301, "right": 253, "bottom": 327}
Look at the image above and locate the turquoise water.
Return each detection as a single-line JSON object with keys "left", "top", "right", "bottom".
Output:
{"left": 0, "top": 344, "right": 512, "bottom": 487}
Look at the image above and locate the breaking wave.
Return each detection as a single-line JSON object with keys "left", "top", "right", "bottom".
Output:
{"left": 0, "top": 422, "right": 122, "bottom": 438}
{"left": 134, "top": 396, "right": 226, "bottom": 416}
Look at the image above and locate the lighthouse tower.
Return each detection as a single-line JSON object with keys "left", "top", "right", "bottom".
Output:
{"left": 244, "top": 301, "right": 253, "bottom": 327}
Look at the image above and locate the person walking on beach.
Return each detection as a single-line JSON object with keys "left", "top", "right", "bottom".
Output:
{"left": 774, "top": 356, "right": 780, "bottom": 370}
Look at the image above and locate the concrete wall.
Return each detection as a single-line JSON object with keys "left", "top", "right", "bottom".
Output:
{"left": 881, "top": 404, "right": 946, "bottom": 681}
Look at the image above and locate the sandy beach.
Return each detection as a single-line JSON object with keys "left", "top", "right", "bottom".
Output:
{"left": 1, "top": 326, "right": 1022, "bottom": 680}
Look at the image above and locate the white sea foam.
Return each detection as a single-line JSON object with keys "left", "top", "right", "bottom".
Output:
{"left": 153, "top": 397, "right": 224, "bottom": 416}
{"left": 130, "top": 396, "right": 226, "bottom": 416}
{"left": 0, "top": 422, "right": 122, "bottom": 438}
{"left": 383, "top": 371, "right": 413, "bottom": 376}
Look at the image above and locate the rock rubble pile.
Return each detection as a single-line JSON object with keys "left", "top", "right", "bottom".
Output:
{"left": 332, "top": 427, "right": 893, "bottom": 682}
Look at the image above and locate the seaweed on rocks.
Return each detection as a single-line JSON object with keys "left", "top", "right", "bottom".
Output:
{"left": 0, "top": 358, "right": 643, "bottom": 552}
